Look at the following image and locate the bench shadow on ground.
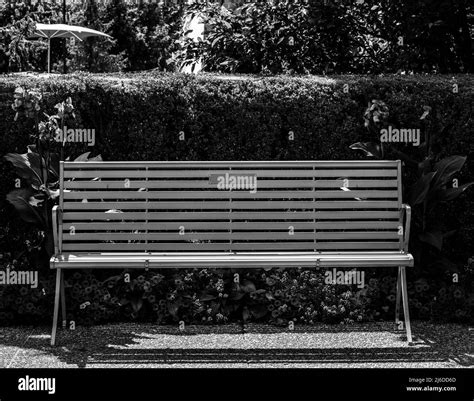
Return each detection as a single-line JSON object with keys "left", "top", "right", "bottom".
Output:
{"left": 1, "top": 322, "right": 472, "bottom": 368}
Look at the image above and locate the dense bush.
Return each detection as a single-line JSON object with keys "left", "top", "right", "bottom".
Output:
{"left": 0, "top": 0, "right": 184, "bottom": 73}
{"left": 0, "top": 259, "right": 472, "bottom": 327}
{"left": 100, "top": 0, "right": 184, "bottom": 72}
{"left": 0, "top": 72, "right": 473, "bottom": 326}
{"left": 0, "top": 0, "right": 66, "bottom": 73}
{"left": 177, "top": 0, "right": 473, "bottom": 74}
{"left": 177, "top": 0, "right": 361, "bottom": 74}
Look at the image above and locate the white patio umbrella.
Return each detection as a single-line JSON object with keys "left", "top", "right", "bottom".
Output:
{"left": 30, "top": 23, "right": 112, "bottom": 73}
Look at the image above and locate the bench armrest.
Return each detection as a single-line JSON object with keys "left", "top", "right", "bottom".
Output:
{"left": 402, "top": 204, "right": 411, "bottom": 252}
{"left": 52, "top": 205, "right": 60, "bottom": 255}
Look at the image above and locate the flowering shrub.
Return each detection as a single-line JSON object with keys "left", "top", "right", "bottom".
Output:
{"left": 1, "top": 261, "right": 472, "bottom": 326}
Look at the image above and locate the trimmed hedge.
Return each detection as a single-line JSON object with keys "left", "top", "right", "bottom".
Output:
{"left": 0, "top": 73, "right": 470, "bottom": 156}
{"left": 0, "top": 72, "right": 473, "bottom": 326}
{"left": 1, "top": 72, "right": 473, "bottom": 161}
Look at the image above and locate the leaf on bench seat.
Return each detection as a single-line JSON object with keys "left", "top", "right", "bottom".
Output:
{"left": 340, "top": 186, "right": 365, "bottom": 201}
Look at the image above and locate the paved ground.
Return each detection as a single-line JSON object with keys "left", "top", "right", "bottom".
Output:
{"left": 0, "top": 322, "right": 472, "bottom": 368}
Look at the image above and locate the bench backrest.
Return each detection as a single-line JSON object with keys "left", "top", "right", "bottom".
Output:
{"left": 59, "top": 160, "right": 404, "bottom": 254}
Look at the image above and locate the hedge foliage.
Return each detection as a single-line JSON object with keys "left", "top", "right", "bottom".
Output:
{"left": 0, "top": 72, "right": 473, "bottom": 326}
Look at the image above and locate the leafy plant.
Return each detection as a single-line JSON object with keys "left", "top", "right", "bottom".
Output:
{"left": 175, "top": 0, "right": 367, "bottom": 74}
{"left": 351, "top": 100, "right": 473, "bottom": 267}
{"left": 100, "top": 0, "right": 183, "bottom": 72}
{"left": 3, "top": 86, "right": 101, "bottom": 259}
{"left": 174, "top": 0, "right": 474, "bottom": 75}
{"left": 0, "top": 0, "right": 64, "bottom": 73}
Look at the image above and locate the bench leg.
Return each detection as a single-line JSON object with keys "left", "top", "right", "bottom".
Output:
{"left": 60, "top": 272, "right": 66, "bottom": 329}
{"left": 51, "top": 268, "right": 62, "bottom": 346}
{"left": 400, "top": 266, "right": 413, "bottom": 344}
{"left": 395, "top": 266, "right": 402, "bottom": 326}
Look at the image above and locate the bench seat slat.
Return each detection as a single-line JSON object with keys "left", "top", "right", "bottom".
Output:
{"left": 62, "top": 243, "right": 318, "bottom": 251}
{"left": 64, "top": 169, "right": 398, "bottom": 179}
{"left": 62, "top": 211, "right": 402, "bottom": 220}
{"left": 63, "top": 190, "right": 398, "bottom": 200}
{"left": 65, "top": 160, "right": 401, "bottom": 168}
{"left": 62, "top": 200, "right": 399, "bottom": 210}
{"left": 64, "top": 179, "right": 400, "bottom": 189}
{"left": 63, "top": 221, "right": 401, "bottom": 230}
{"left": 63, "top": 231, "right": 401, "bottom": 241}
{"left": 62, "top": 241, "right": 401, "bottom": 252}
{"left": 50, "top": 251, "right": 413, "bottom": 269}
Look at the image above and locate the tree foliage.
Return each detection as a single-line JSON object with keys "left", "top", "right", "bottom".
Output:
{"left": 0, "top": 0, "right": 472, "bottom": 74}
{"left": 177, "top": 0, "right": 473, "bottom": 74}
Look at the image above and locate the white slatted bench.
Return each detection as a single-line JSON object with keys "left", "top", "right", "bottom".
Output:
{"left": 50, "top": 160, "right": 414, "bottom": 345}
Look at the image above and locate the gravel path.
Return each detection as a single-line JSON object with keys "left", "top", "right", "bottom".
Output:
{"left": 0, "top": 322, "right": 472, "bottom": 368}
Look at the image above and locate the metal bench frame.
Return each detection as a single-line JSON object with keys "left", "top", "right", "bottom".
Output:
{"left": 50, "top": 160, "right": 414, "bottom": 346}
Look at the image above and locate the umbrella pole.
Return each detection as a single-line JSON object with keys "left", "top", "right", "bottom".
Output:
{"left": 47, "top": 38, "right": 51, "bottom": 73}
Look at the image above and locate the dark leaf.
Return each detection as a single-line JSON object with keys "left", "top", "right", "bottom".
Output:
{"left": 431, "top": 156, "right": 467, "bottom": 190}
{"left": 168, "top": 302, "right": 179, "bottom": 317}
{"left": 443, "top": 229, "right": 458, "bottom": 239}
{"left": 3, "top": 153, "right": 42, "bottom": 186}
{"left": 431, "top": 257, "right": 459, "bottom": 272}
{"left": 349, "top": 142, "right": 382, "bottom": 158}
{"left": 48, "top": 153, "right": 60, "bottom": 179}
{"left": 249, "top": 304, "right": 268, "bottom": 319}
{"left": 241, "top": 280, "right": 256, "bottom": 293}
{"left": 417, "top": 158, "right": 432, "bottom": 175}
{"left": 44, "top": 231, "right": 54, "bottom": 257}
{"left": 390, "top": 149, "right": 418, "bottom": 169}
{"left": 131, "top": 297, "right": 143, "bottom": 313}
{"left": 242, "top": 307, "right": 250, "bottom": 321}
{"left": 103, "top": 275, "right": 122, "bottom": 283}
{"left": 418, "top": 230, "right": 443, "bottom": 250}
{"left": 229, "top": 291, "right": 245, "bottom": 301}
{"left": 409, "top": 172, "right": 436, "bottom": 205}
{"left": 199, "top": 293, "right": 217, "bottom": 301}
{"left": 432, "top": 182, "right": 474, "bottom": 202}
{"left": 6, "top": 188, "right": 45, "bottom": 226}
{"left": 26, "top": 152, "right": 48, "bottom": 183}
